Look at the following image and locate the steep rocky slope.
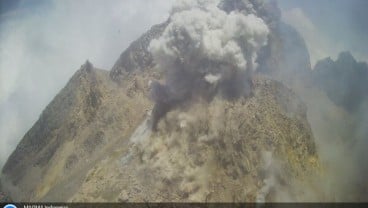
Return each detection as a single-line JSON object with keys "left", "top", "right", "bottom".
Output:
{"left": 1, "top": 61, "right": 320, "bottom": 202}
{"left": 0, "top": 0, "right": 324, "bottom": 202}
{"left": 70, "top": 75, "right": 319, "bottom": 202}
{"left": 110, "top": 22, "right": 168, "bottom": 81}
{"left": 0, "top": 61, "right": 157, "bottom": 201}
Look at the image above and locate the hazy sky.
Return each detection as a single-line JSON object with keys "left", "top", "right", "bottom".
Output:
{"left": 279, "top": 0, "right": 368, "bottom": 65}
{"left": 0, "top": 0, "right": 367, "bottom": 169}
{"left": 0, "top": 0, "right": 174, "bottom": 168}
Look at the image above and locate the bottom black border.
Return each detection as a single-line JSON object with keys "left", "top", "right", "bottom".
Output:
{"left": 1, "top": 203, "right": 368, "bottom": 208}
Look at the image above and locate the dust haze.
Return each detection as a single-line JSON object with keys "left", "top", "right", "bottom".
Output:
{"left": 148, "top": 0, "right": 269, "bottom": 128}
{"left": 0, "top": 0, "right": 367, "bottom": 202}
{"left": 0, "top": 0, "right": 174, "bottom": 168}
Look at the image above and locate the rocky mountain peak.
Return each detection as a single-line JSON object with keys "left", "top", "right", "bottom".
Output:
{"left": 110, "top": 0, "right": 286, "bottom": 83}
{"left": 69, "top": 74, "right": 319, "bottom": 202}
{"left": 110, "top": 22, "right": 168, "bottom": 81}
{"left": 0, "top": 0, "right": 327, "bottom": 203}
{"left": 312, "top": 51, "right": 368, "bottom": 112}
{"left": 337, "top": 51, "right": 356, "bottom": 65}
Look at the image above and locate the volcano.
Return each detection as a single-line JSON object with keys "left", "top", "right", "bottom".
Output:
{"left": 2, "top": 0, "right": 367, "bottom": 202}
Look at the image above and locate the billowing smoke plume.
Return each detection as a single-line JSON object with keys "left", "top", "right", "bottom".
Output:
{"left": 148, "top": 0, "right": 269, "bottom": 129}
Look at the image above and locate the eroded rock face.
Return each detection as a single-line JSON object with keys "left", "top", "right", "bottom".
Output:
{"left": 0, "top": 63, "right": 157, "bottom": 201}
{"left": 1, "top": 0, "right": 322, "bottom": 202}
{"left": 70, "top": 75, "right": 319, "bottom": 202}
{"left": 1, "top": 61, "right": 320, "bottom": 202}
{"left": 110, "top": 22, "right": 168, "bottom": 81}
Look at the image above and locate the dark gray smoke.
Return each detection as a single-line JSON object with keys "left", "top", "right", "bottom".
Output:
{"left": 148, "top": 0, "right": 270, "bottom": 128}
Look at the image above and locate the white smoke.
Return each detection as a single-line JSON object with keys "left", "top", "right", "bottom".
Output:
{"left": 149, "top": 0, "right": 269, "bottom": 83}
{"left": 170, "top": 0, "right": 218, "bottom": 14}
{"left": 204, "top": 73, "right": 222, "bottom": 84}
{"left": 256, "top": 151, "right": 275, "bottom": 203}
{"left": 148, "top": 0, "right": 269, "bottom": 127}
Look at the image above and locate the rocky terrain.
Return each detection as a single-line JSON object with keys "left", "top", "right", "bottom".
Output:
{"left": 70, "top": 75, "right": 319, "bottom": 202}
{"left": 1, "top": 0, "right": 367, "bottom": 203}
{"left": 1, "top": 61, "right": 156, "bottom": 201}
{"left": 0, "top": 59, "right": 320, "bottom": 202}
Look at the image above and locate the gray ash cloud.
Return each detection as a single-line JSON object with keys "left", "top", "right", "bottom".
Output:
{"left": 148, "top": 0, "right": 270, "bottom": 129}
